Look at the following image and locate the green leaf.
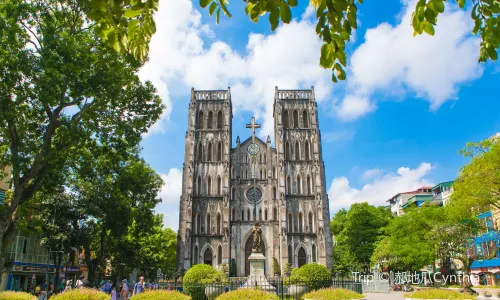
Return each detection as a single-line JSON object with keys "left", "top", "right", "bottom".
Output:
{"left": 487, "top": 47, "right": 498, "bottom": 60}
{"left": 200, "top": 0, "right": 211, "bottom": 9}
{"left": 269, "top": 8, "right": 280, "bottom": 31}
{"left": 220, "top": 2, "right": 232, "bottom": 17}
{"left": 320, "top": 43, "right": 335, "bottom": 69}
{"left": 209, "top": 2, "right": 217, "bottom": 15}
{"left": 458, "top": 0, "right": 465, "bottom": 8}
{"left": 216, "top": 8, "right": 221, "bottom": 24}
{"left": 424, "top": 8, "right": 437, "bottom": 24}
{"left": 288, "top": 0, "right": 298, "bottom": 7}
{"left": 423, "top": 22, "right": 435, "bottom": 36}
{"left": 280, "top": 1, "right": 292, "bottom": 23}
{"left": 124, "top": 7, "right": 142, "bottom": 18}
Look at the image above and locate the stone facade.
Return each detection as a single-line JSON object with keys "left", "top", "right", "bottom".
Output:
{"left": 176, "top": 87, "right": 333, "bottom": 276}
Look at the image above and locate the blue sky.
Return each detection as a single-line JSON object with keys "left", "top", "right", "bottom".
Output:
{"left": 138, "top": 0, "right": 500, "bottom": 230}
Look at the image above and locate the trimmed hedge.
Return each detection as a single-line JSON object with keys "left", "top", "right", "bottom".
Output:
{"left": 129, "top": 290, "right": 191, "bottom": 300}
{"left": 50, "top": 288, "right": 108, "bottom": 300}
{"left": 289, "top": 263, "right": 332, "bottom": 291}
{"left": 215, "top": 289, "right": 279, "bottom": 300}
{"left": 0, "top": 291, "right": 37, "bottom": 300}
{"left": 183, "top": 264, "right": 227, "bottom": 299}
{"left": 404, "top": 289, "right": 475, "bottom": 299}
{"left": 302, "top": 288, "right": 365, "bottom": 300}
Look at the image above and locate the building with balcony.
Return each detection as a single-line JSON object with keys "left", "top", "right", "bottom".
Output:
{"left": 432, "top": 181, "right": 454, "bottom": 206}
{"left": 386, "top": 187, "right": 433, "bottom": 216}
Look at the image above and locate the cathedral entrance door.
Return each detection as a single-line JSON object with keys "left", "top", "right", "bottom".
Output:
{"left": 245, "top": 236, "right": 266, "bottom": 276}
{"left": 204, "top": 248, "right": 213, "bottom": 266}
{"left": 297, "top": 247, "right": 307, "bottom": 268}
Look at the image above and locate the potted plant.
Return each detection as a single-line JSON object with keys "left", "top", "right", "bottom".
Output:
{"left": 183, "top": 264, "right": 227, "bottom": 300}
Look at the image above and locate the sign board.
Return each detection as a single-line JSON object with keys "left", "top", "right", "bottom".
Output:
{"left": 23, "top": 266, "right": 55, "bottom": 273}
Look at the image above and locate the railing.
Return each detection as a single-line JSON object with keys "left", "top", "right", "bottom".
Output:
{"left": 194, "top": 90, "right": 229, "bottom": 100}
{"left": 159, "top": 278, "right": 362, "bottom": 300}
{"left": 277, "top": 90, "right": 312, "bottom": 100}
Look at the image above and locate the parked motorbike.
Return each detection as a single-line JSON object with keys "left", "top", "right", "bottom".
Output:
{"left": 393, "top": 283, "right": 402, "bottom": 291}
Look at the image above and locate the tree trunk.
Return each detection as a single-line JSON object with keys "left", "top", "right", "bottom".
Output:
{"left": 0, "top": 216, "right": 16, "bottom": 287}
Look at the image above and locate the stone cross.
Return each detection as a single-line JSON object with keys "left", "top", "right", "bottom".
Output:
{"left": 246, "top": 117, "right": 261, "bottom": 143}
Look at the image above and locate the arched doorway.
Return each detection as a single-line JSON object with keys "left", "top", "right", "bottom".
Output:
{"left": 204, "top": 248, "right": 213, "bottom": 266}
{"left": 297, "top": 247, "right": 307, "bottom": 267}
{"left": 245, "top": 236, "right": 265, "bottom": 276}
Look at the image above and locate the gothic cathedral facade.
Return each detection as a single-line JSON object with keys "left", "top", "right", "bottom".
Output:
{"left": 176, "top": 87, "right": 333, "bottom": 276}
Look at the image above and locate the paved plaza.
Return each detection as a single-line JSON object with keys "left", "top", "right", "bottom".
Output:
{"left": 365, "top": 292, "right": 405, "bottom": 300}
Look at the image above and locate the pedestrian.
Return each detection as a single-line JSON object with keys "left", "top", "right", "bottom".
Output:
{"left": 35, "top": 283, "right": 41, "bottom": 298}
{"left": 121, "top": 279, "right": 129, "bottom": 299}
{"left": 100, "top": 280, "right": 106, "bottom": 293}
{"left": 75, "top": 275, "right": 85, "bottom": 289}
{"left": 132, "top": 276, "right": 145, "bottom": 296}
{"left": 105, "top": 280, "right": 112, "bottom": 294}
{"left": 111, "top": 287, "right": 117, "bottom": 300}
{"left": 39, "top": 281, "right": 48, "bottom": 300}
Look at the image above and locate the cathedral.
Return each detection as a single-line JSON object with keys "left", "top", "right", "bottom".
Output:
{"left": 176, "top": 87, "right": 333, "bottom": 276}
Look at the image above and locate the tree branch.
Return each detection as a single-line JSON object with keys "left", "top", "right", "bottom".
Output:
{"left": 20, "top": 21, "right": 42, "bottom": 51}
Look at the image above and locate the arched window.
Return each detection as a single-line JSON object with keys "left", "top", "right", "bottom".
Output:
{"left": 207, "top": 142, "right": 213, "bottom": 161}
{"left": 247, "top": 209, "right": 251, "bottom": 221}
{"left": 307, "top": 175, "right": 312, "bottom": 195}
{"left": 309, "top": 211, "right": 314, "bottom": 233}
{"left": 283, "top": 110, "right": 289, "bottom": 129}
{"left": 286, "top": 176, "right": 291, "bottom": 194}
{"left": 273, "top": 207, "right": 277, "bottom": 220}
{"left": 217, "top": 176, "right": 222, "bottom": 195}
{"left": 217, "top": 143, "right": 222, "bottom": 161}
{"left": 196, "top": 213, "right": 201, "bottom": 234}
{"left": 218, "top": 245, "right": 223, "bottom": 265}
{"left": 273, "top": 187, "right": 277, "bottom": 200}
{"left": 232, "top": 208, "right": 235, "bottom": 221}
{"left": 217, "top": 111, "right": 223, "bottom": 129}
{"left": 207, "top": 176, "right": 212, "bottom": 195}
{"left": 264, "top": 155, "right": 267, "bottom": 164}
{"left": 193, "top": 245, "right": 198, "bottom": 264}
{"left": 245, "top": 170, "right": 248, "bottom": 179}
{"left": 207, "top": 111, "right": 214, "bottom": 129}
{"left": 204, "top": 248, "right": 213, "bottom": 265}
{"left": 206, "top": 213, "right": 211, "bottom": 234}
{"left": 285, "top": 142, "right": 290, "bottom": 160}
{"left": 312, "top": 244, "right": 317, "bottom": 262}
{"left": 217, "top": 213, "right": 221, "bottom": 235}
{"left": 303, "top": 110, "right": 309, "bottom": 128}
{"left": 293, "top": 110, "right": 299, "bottom": 128}
{"left": 197, "top": 176, "right": 202, "bottom": 195}
{"left": 231, "top": 167, "right": 235, "bottom": 178}
{"left": 288, "top": 213, "right": 293, "bottom": 233}
{"left": 259, "top": 208, "right": 262, "bottom": 221}
{"left": 242, "top": 209, "right": 245, "bottom": 221}
{"left": 265, "top": 209, "right": 268, "bottom": 221}
{"left": 198, "top": 111, "right": 204, "bottom": 129}
{"left": 288, "top": 244, "right": 293, "bottom": 264}
{"left": 299, "top": 212, "right": 303, "bottom": 233}
{"left": 295, "top": 142, "right": 300, "bottom": 160}
{"left": 298, "top": 247, "right": 306, "bottom": 267}
{"left": 231, "top": 187, "right": 235, "bottom": 200}
{"left": 197, "top": 143, "right": 203, "bottom": 161}
{"left": 297, "top": 175, "right": 302, "bottom": 195}
{"left": 305, "top": 141, "right": 310, "bottom": 160}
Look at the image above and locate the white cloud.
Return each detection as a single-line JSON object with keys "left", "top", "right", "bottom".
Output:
{"left": 361, "top": 168, "right": 383, "bottom": 181}
{"left": 334, "top": 1, "right": 483, "bottom": 120}
{"left": 328, "top": 163, "right": 434, "bottom": 213}
{"left": 156, "top": 168, "right": 183, "bottom": 230}
{"left": 139, "top": 0, "right": 333, "bottom": 137}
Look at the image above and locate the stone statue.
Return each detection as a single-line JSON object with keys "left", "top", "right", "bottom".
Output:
{"left": 252, "top": 222, "right": 263, "bottom": 254}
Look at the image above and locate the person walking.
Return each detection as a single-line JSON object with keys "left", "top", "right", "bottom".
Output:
{"left": 132, "top": 277, "right": 145, "bottom": 296}
{"left": 111, "top": 287, "right": 117, "bottom": 300}
{"left": 120, "top": 279, "right": 129, "bottom": 299}
{"left": 75, "top": 275, "right": 85, "bottom": 289}
{"left": 40, "top": 281, "right": 48, "bottom": 300}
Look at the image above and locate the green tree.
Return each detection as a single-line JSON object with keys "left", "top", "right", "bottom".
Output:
{"left": 0, "top": 0, "right": 162, "bottom": 280}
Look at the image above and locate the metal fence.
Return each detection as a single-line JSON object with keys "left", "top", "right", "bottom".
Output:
{"left": 160, "top": 278, "right": 363, "bottom": 300}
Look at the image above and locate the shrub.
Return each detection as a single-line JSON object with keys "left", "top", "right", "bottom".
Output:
{"left": 404, "top": 289, "right": 475, "bottom": 299}
{"left": 129, "top": 290, "right": 191, "bottom": 300}
{"left": 272, "top": 257, "right": 280, "bottom": 276}
{"left": 302, "top": 288, "right": 364, "bottom": 299}
{"left": 0, "top": 291, "right": 37, "bottom": 300}
{"left": 289, "top": 263, "right": 332, "bottom": 291}
{"left": 215, "top": 289, "right": 279, "bottom": 300}
{"left": 183, "top": 264, "right": 227, "bottom": 299}
{"left": 283, "top": 262, "right": 292, "bottom": 276}
{"left": 50, "top": 288, "right": 108, "bottom": 300}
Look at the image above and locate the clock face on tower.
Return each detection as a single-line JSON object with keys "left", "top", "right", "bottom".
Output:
{"left": 247, "top": 143, "right": 260, "bottom": 155}
{"left": 246, "top": 187, "right": 263, "bottom": 202}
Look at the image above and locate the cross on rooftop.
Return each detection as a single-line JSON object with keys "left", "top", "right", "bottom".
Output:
{"left": 246, "top": 117, "right": 261, "bottom": 142}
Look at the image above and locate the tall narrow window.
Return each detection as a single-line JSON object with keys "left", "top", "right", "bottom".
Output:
{"left": 288, "top": 213, "right": 293, "bottom": 233}
{"left": 197, "top": 214, "right": 201, "bottom": 233}
{"left": 297, "top": 175, "right": 302, "bottom": 195}
{"left": 299, "top": 212, "right": 303, "bottom": 233}
{"left": 285, "top": 142, "right": 290, "bottom": 160}
{"left": 242, "top": 209, "right": 245, "bottom": 221}
{"left": 231, "top": 187, "right": 235, "bottom": 200}
{"left": 307, "top": 175, "right": 312, "bottom": 195}
{"left": 207, "top": 213, "right": 211, "bottom": 234}
{"left": 293, "top": 110, "right": 299, "bottom": 128}
{"left": 295, "top": 142, "right": 300, "bottom": 160}
{"left": 207, "top": 176, "right": 212, "bottom": 195}
{"left": 208, "top": 111, "right": 214, "bottom": 129}
{"left": 283, "top": 110, "right": 289, "bottom": 129}
{"left": 273, "top": 207, "right": 277, "bottom": 221}
{"left": 273, "top": 167, "right": 276, "bottom": 179}
{"left": 303, "top": 110, "right": 309, "bottom": 128}
{"left": 259, "top": 209, "right": 262, "bottom": 221}
{"left": 273, "top": 187, "right": 277, "bottom": 200}
{"left": 231, "top": 167, "right": 235, "bottom": 178}
{"left": 286, "top": 177, "right": 291, "bottom": 194}
{"left": 288, "top": 245, "right": 293, "bottom": 264}
{"left": 198, "top": 111, "right": 204, "bottom": 129}
{"left": 197, "top": 143, "right": 203, "bottom": 161}
{"left": 247, "top": 209, "right": 251, "bottom": 221}
{"left": 217, "top": 111, "right": 223, "bottom": 129}
{"left": 207, "top": 143, "right": 212, "bottom": 161}
{"left": 197, "top": 176, "right": 202, "bottom": 195}
{"left": 217, "top": 213, "right": 221, "bottom": 234}
{"left": 193, "top": 245, "right": 199, "bottom": 264}
{"left": 232, "top": 208, "right": 235, "bottom": 221}
{"left": 218, "top": 245, "right": 222, "bottom": 265}
{"left": 312, "top": 244, "right": 317, "bottom": 262}
{"left": 217, "top": 176, "right": 222, "bottom": 195}
{"left": 217, "top": 143, "right": 222, "bottom": 161}
{"left": 305, "top": 141, "right": 310, "bottom": 160}
{"left": 309, "top": 211, "right": 314, "bottom": 233}
{"left": 265, "top": 209, "right": 268, "bottom": 221}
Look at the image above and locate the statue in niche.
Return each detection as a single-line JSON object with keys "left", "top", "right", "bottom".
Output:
{"left": 252, "top": 222, "right": 264, "bottom": 254}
